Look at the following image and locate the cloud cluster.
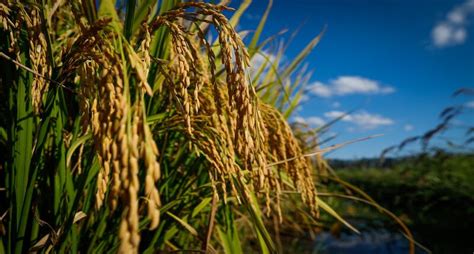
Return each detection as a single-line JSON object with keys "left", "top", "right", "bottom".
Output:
{"left": 293, "top": 116, "right": 326, "bottom": 127}
{"left": 403, "top": 124, "right": 414, "bottom": 131}
{"left": 324, "top": 110, "right": 394, "bottom": 129}
{"left": 432, "top": 0, "right": 474, "bottom": 48}
{"left": 294, "top": 110, "right": 394, "bottom": 130}
{"left": 465, "top": 100, "right": 474, "bottom": 108}
{"left": 297, "top": 75, "right": 396, "bottom": 130}
{"left": 307, "top": 76, "right": 394, "bottom": 97}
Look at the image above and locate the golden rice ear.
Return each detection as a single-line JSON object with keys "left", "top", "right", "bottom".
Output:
{"left": 148, "top": 2, "right": 266, "bottom": 163}
{"left": 26, "top": 1, "right": 322, "bottom": 251}
{"left": 68, "top": 19, "right": 137, "bottom": 249}
{"left": 127, "top": 26, "right": 153, "bottom": 96}
{"left": 0, "top": 3, "right": 21, "bottom": 68}
{"left": 26, "top": 7, "right": 51, "bottom": 114}
{"left": 0, "top": 4, "right": 11, "bottom": 30}
{"left": 66, "top": 14, "right": 164, "bottom": 251}
{"left": 145, "top": 2, "right": 321, "bottom": 222}
{"left": 137, "top": 99, "right": 161, "bottom": 231}
{"left": 147, "top": 17, "right": 205, "bottom": 135}
{"left": 260, "top": 103, "right": 320, "bottom": 218}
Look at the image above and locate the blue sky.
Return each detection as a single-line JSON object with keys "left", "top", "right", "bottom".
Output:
{"left": 231, "top": 0, "right": 474, "bottom": 159}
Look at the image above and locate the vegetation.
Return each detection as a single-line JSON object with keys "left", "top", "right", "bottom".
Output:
{"left": 4, "top": 0, "right": 450, "bottom": 253}
{"left": 0, "top": 0, "right": 353, "bottom": 253}
{"left": 335, "top": 153, "right": 474, "bottom": 253}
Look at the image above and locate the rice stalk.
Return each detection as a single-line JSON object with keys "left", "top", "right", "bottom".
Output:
{"left": 0, "top": 1, "right": 331, "bottom": 253}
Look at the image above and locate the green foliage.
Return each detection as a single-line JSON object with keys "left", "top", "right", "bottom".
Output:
{"left": 335, "top": 153, "right": 474, "bottom": 253}
{"left": 0, "top": 0, "right": 332, "bottom": 253}
{"left": 338, "top": 153, "right": 474, "bottom": 218}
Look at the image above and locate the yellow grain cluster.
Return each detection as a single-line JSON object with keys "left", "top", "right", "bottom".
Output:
{"left": 150, "top": 16, "right": 207, "bottom": 135}
{"left": 0, "top": 3, "right": 10, "bottom": 30}
{"left": 261, "top": 104, "right": 319, "bottom": 218}
{"left": 147, "top": 2, "right": 320, "bottom": 221}
{"left": 1, "top": 2, "right": 322, "bottom": 252}
{"left": 0, "top": 4, "right": 50, "bottom": 113}
{"left": 0, "top": 3, "right": 18, "bottom": 59}
{"left": 27, "top": 7, "right": 51, "bottom": 114}
{"left": 59, "top": 19, "right": 161, "bottom": 252}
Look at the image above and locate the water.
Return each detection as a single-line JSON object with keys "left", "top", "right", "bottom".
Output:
{"left": 314, "top": 230, "right": 414, "bottom": 254}
{"left": 312, "top": 223, "right": 474, "bottom": 253}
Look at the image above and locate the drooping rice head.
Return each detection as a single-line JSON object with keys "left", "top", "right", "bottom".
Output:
{"left": 0, "top": 1, "right": 321, "bottom": 252}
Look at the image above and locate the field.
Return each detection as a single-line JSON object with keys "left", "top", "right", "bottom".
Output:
{"left": 334, "top": 153, "right": 474, "bottom": 253}
{"left": 0, "top": 0, "right": 472, "bottom": 253}
{"left": 0, "top": 0, "right": 337, "bottom": 253}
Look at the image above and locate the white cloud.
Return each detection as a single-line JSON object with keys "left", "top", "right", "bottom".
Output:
{"left": 324, "top": 110, "right": 348, "bottom": 119}
{"left": 300, "top": 94, "right": 310, "bottom": 103}
{"left": 465, "top": 100, "right": 474, "bottom": 108}
{"left": 448, "top": 9, "right": 466, "bottom": 24}
{"left": 306, "top": 117, "right": 326, "bottom": 126}
{"left": 332, "top": 101, "right": 341, "bottom": 108}
{"left": 307, "top": 76, "right": 394, "bottom": 97}
{"left": 404, "top": 124, "right": 414, "bottom": 131}
{"left": 293, "top": 116, "right": 326, "bottom": 127}
{"left": 293, "top": 116, "right": 305, "bottom": 123}
{"left": 308, "top": 81, "right": 333, "bottom": 97}
{"left": 431, "top": 0, "right": 474, "bottom": 48}
{"left": 432, "top": 23, "right": 467, "bottom": 47}
{"left": 324, "top": 110, "right": 394, "bottom": 130}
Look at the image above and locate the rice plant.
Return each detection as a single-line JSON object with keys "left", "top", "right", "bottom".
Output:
{"left": 0, "top": 0, "right": 335, "bottom": 253}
